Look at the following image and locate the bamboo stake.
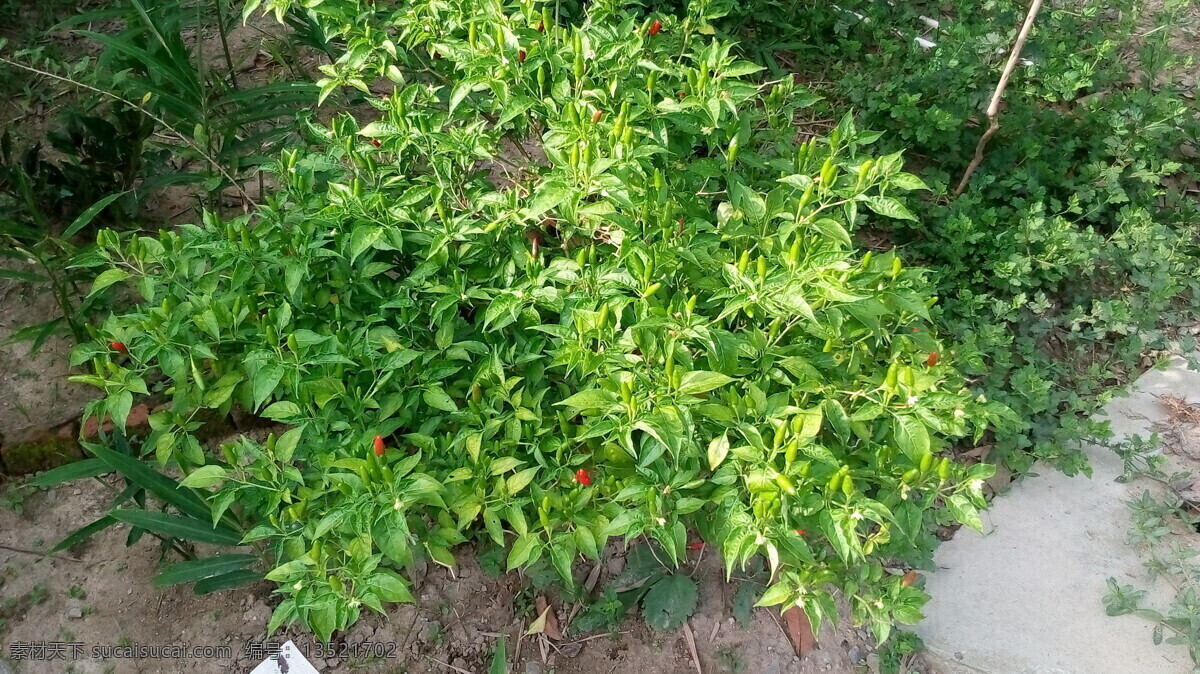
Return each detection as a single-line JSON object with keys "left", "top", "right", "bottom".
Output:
{"left": 953, "top": 0, "right": 1043, "bottom": 196}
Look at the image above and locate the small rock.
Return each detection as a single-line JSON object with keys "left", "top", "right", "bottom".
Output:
{"left": 451, "top": 658, "right": 469, "bottom": 671}
{"left": 524, "top": 662, "right": 543, "bottom": 674}
{"left": 848, "top": 646, "right": 862, "bottom": 663}
{"left": 865, "top": 653, "right": 881, "bottom": 674}
{"left": 67, "top": 607, "right": 83, "bottom": 619}
{"left": 73, "top": 488, "right": 82, "bottom": 496}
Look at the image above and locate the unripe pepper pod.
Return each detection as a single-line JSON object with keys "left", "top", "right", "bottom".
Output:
{"left": 788, "top": 238, "right": 801, "bottom": 265}
{"left": 756, "top": 255, "right": 768, "bottom": 282}
{"left": 827, "top": 472, "right": 843, "bottom": 494}
{"left": 891, "top": 256, "right": 902, "bottom": 279}
{"left": 937, "top": 457, "right": 951, "bottom": 480}
{"left": 373, "top": 435, "right": 386, "bottom": 456}
{"left": 686, "top": 294, "right": 698, "bottom": 315}
{"left": 820, "top": 157, "right": 835, "bottom": 187}
{"left": 737, "top": 250, "right": 751, "bottom": 274}
{"left": 642, "top": 282, "right": 662, "bottom": 298}
{"left": 861, "top": 251, "right": 873, "bottom": 268}
{"left": 575, "top": 468, "right": 591, "bottom": 485}
{"left": 920, "top": 451, "right": 934, "bottom": 472}
{"left": 798, "top": 183, "right": 815, "bottom": 211}
{"left": 841, "top": 474, "right": 854, "bottom": 496}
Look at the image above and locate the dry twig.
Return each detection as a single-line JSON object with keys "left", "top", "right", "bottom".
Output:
{"left": 953, "top": 0, "right": 1044, "bottom": 196}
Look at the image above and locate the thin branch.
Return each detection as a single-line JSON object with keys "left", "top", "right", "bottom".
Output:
{"left": 0, "top": 543, "right": 83, "bottom": 562}
{"left": 0, "top": 55, "right": 253, "bottom": 206}
{"left": 953, "top": 0, "right": 1043, "bottom": 196}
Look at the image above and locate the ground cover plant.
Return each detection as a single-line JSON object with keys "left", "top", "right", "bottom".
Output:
{"left": 56, "top": 0, "right": 1010, "bottom": 644}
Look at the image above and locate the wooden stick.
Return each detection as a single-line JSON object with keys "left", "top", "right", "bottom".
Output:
{"left": 953, "top": 0, "right": 1044, "bottom": 196}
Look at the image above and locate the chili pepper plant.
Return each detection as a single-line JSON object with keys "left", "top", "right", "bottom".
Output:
{"left": 71, "top": 0, "right": 1011, "bottom": 643}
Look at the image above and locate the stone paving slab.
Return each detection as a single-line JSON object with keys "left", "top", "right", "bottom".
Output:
{"left": 917, "top": 358, "right": 1200, "bottom": 674}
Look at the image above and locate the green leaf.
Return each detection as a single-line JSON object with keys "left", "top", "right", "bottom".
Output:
{"left": 192, "top": 569, "right": 263, "bottom": 594}
{"left": 678, "top": 371, "right": 735, "bottom": 395}
{"left": 489, "top": 635, "right": 507, "bottom": 674}
{"left": 25, "top": 458, "right": 111, "bottom": 487}
{"left": 506, "top": 533, "right": 539, "bottom": 570}
{"left": 89, "top": 442, "right": 212, "bottom": 523}
{"left": 348, "top": 225, "right": 384, "bottom": 262}
{"left": 109, "top": 509, "right": 242, "bottom": 546}
{"left": 733, "top": 581, "right": 764, "bottom": 626}
{"left": 893, "top": 414, "right": 931, "bottom": 462}
{"left": 261, "top": 401, "right": 301, "bottom": 421}
{"left": 522, "top": 181, "right": 571, "bottom": 220}
{"left": 889, "top": 173, "right": 929, "bottom": 191}
{"left": 423, "top": 386, "right": 458, "bottom": 413}
{"left": 642, "top": 574, "right": 698, "bottom": 631}
{"left": 155, "top": 554, "right": 257, "bottom": 587}
{"left": 178, "top": 465, "right": 228, "bottom": 489}
{"left": 274, "top": 426, "right": 303, "bottom": 463}
{"left": 63, "top": 192, "right": 127, "bottom": 238}
{"left": 506, "top": 467, "right": 539, "bottom": 495}
{"left": 862, "top": 195, "right": 917, "bottom": 221}
{"left": 555, "top": 389, "right": 618, "bottom": 411}
{"left": 50, "top": 515, "right": 116, "bottom": 553}
{"left": 88, "top": 268, "right": 129, "bottom": 298}
{"left": 369, "top": 569, "right": 414, "bottom": 603}
{"left": 946, "top": 494, "right": 984, "bottom": 532}
{"left": 754, "top": 582, "right": 792, "bottom": 608}
{"left": 707, "top": 433, "right": 730, "bottom": 471}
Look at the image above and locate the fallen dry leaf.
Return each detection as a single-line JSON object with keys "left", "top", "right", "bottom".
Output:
{"left": 535, "top": 596, "right": 562, "bottom": 640}
{"left": 782, "top": 606, "right": 816, "bottom": 656}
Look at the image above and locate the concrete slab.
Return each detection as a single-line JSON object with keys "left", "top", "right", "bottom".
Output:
{"left": 917, "top": 357, "right": 1200, "bottom": 674}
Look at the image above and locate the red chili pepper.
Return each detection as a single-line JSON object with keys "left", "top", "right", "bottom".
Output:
{"left": 371, "top": 139, "right": 381, "bottom": 147}
{"left": 912, "top": 327, "right": 919, "bottom": 332}
{"left": 678, "top": 92, "right": 686, "bottom": 99}
{"left": 519, "top": 49, "right": 527, "bottom": 63}
{"left": 433, "top": 51, "right": 442, "bottom": 60}
{"left": 575, "top": 468, "right": 591, "bottom": 486}
{"left": 110, "top": 341, "right": 127, "bottom": 355}
{"left": 592, "top": 109, "right": 603, "bottom": 123}
{"left": 926, "top": 351, "right": 940, "bottom": 367}
{"left": 687, "top": 541, "right": 705, "bottom": 551}
{"left": 649, "top": 20, "right": 662, "bottom": 36}
{"left": 537, "top": 21, "right": 545, "bottom": 32}
{"left": 795, "top": 529, "right": 806, "bottom": 535}
{"left": 373, "top": 435, "right": 386, "bottom": 456}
